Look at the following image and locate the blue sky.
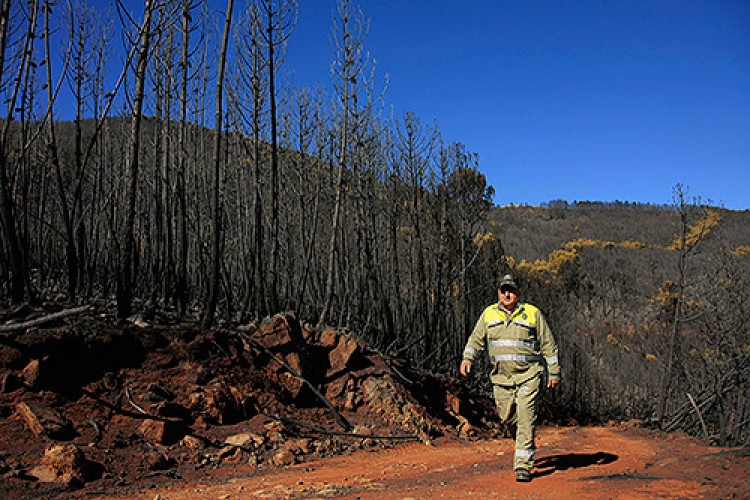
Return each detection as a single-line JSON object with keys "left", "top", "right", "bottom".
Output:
{"left": 283, "top": 0, "right": 750, "bottom": 209}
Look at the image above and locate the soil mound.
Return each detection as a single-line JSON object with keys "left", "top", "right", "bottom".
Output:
{"left": 0, "top": 309, "right": 495, "bottom": 498}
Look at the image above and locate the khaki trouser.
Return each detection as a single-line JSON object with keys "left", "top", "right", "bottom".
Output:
{"left": 493, "top": 372, "right": 542, "bottom": 471}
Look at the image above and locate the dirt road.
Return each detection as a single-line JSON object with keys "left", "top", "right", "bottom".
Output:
{"left": 108, "top": 424, "right": 749, "bottom": 499}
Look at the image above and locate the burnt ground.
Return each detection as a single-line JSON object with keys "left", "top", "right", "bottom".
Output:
{"left": 1, "top": 306, "right": 748, "bottom": 499}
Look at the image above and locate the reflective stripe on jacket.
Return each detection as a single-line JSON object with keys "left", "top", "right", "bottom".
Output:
{"left": 462, "top": 302, "right": 560, "bottom": 385}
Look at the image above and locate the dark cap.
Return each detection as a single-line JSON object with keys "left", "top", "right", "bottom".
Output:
{"left": 499, "top": 274, "right": 518, "bottom": 291}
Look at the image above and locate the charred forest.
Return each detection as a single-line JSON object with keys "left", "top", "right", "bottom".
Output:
{"left": 1, "top": 0, "right": 749, "bottom": 455}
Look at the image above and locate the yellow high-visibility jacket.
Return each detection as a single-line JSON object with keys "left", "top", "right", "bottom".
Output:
{"left": 462, "top": 302, "right": 560, "bottom": 386}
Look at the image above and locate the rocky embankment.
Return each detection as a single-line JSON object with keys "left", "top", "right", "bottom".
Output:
{"left": 0, "top": 309, "right": 495, "bottom": 498}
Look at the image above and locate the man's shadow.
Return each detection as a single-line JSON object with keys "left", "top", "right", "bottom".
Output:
{"left": 533, "top": 452, "right": 618, "bottom": 478}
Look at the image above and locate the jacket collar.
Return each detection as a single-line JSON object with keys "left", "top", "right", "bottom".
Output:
{"left": 497, "top": 301, "right": 525, "bottom": 318}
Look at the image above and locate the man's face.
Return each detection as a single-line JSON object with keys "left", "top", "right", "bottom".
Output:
{"left": 498, "top": 286, "right": 520, "bottom": 310}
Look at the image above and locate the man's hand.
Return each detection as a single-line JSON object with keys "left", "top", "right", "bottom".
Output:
{"left": 547, "top": 379, "right": 559, "bottom": 389}
{"left": 460, "top": 361, "right": 472, "bottom": 377}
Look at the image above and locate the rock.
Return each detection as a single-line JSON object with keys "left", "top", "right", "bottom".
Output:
{"left": 253, "top": 313, "right": 305, "bottom": 352}
{"left": 324, "top": 374, "right": 349, "bottom": 405}
{"left": 352, "top": 425, "right": 371, "bottom": 435}
{"left": 267, "top": 429, "right": 285, "bottom": 445}
{"left": 224, "top": 432, "right": 264, "bottom": 449}
{"left": 218, "top": 446, "right": 242, "bottom": 461}
{"left": 16, "top": 401, "right": 74, "bottom": 439}
{"left": 21, "top": 358, "right": 44, "bottom": 388}
{"left": 139, "top": 418, "right": 185, "bottom": 445}
{"left": 328, "top": 337, "right": 361, "bottom": 375}
{"left": 189, "top": 382, "right": 245, "bottom": 425}
{"left": 319, "top": 328, "right": 339, "bottom": 348}
{"left": 28, "top": 464, "right": 59, "bottom": 483}
{"left": 264, "top": 419, "right": 283, "bottom": 432}
{"left": 272, "top": 370, "right": 305, "bottom": 401}
{"left": 344, "top": 378, "right": 360, "bottom": 411}
{"left": 143, "top": 447, "right": 175, "bottom": 471}
{"left": 252, "top": 313, "right": 318, "bottom": 401}
{"left": 28, "top": 444, "right": 88, "bottom": 488}
{"left": 181, "top": 435, "right": 205, "bottom": 450}
{"left": 445, "top": 392, "right": 463, "bottom": 415}
{"left": 253, "top": 313, "right": 306, "bottom": 375}
{"left": 271, "top": 448, "right": 296, "bottom": 466}
{"left": 284, "top": 437, "right": 313, "bottom": 455}
{"left": 458, "top": 420, "right": 475, "bottom": 437}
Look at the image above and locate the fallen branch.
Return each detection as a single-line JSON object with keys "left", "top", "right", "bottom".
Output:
{"left": 0, "top": 305, "right": 93, "bottom": 333}
{"left": 124, "top": 385, "right": 149, "bottom": 415}
{"left": 89, "top": 417, "right": 103, "bottom": 444}
{"left": 81, "top": 389, "right": 166, "bottom": 421}
{"left": 276, "top": 414, "right": 420, "bottom": 442}
{"left": 686, "top": 392, "right": 710, "bottom": 442}
{"left": 664, "top": 355, "right": 749, "bottom": 433}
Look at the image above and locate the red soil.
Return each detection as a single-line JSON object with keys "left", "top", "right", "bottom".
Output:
{"left": 105, "top": 423, "right": 749, "bottom": 499}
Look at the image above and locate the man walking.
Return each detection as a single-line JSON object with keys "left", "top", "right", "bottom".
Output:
{"left": 460, "top": 274, "right": 560, "bottom": 482}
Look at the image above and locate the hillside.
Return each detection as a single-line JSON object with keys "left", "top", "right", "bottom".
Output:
{"left": 487, "top": 203, "right": 750, "bottom": 314}
{"left": 489, "top": 202, "right": 750, "bottom": 263}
